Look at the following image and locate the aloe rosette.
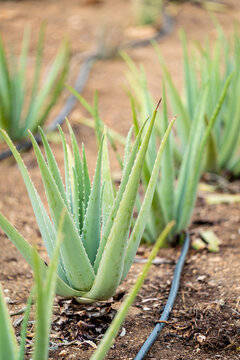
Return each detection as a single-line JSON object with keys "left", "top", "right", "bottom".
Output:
{"left": 0, "top": 109, "right": 174, "bottom": 303}
{"left": 122, "top": 52, "right": 232, "bottom": 243}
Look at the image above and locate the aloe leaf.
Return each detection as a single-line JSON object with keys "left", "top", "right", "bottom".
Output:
{"left": 0, "top": 129, "right": 68, "bottom": 282}
{"left": 101, "top": 129, "right": 115, "bottom": 228}
{"left": 122, "top": 117, "right": 175, "bottom": 280}
{"left": 29, "top": 131, "right": 95, "bottom": 290}
{"left": 204, "top": 114, "right": 219, "bottom": 172}
{"left": 159, "top": 83, "right": 175, "bottom": 226}
{"left": 81, "top": 138, "right": 103, "bottom": 265}
{"left": 39, "top": 127, "right": 67, "bottom": 205}
{"left": 175, "top": 73, "right": 233, "bottom": 233}
{"left": 93, "top": 120, "right": 147, "bottom": 272}
{"left": 123, "top": 126, "right": 134, "bottom": 170}
{"left": 24, "top": 40, "right": 69, "bottom": 133}
{"left": 93, "top": 91, "right": 102, "bottom": 146}
{"left": 0, "top": 284, "right": 18, "bottom": 360}
{"left": 17, "top": 290, "right": 33, "bottom": 360}
{"left": 33, "top": 211, "right": 64, "bottom": 360}
{"left": 66, "top": 84, "right": 94, "bottom": 116}
{"left": 0, "top": 37, "right": 11, "bottom": 129}
{"left": 129, "top": 94, "right": 139, "bottom": 135}
{"left": 175, "top": 85, "right": 208, "bottom": 226}
{"left": 86, "top": 105, "right": 159, "bottom": 300}
{"left": 58, "top": 126, "right": 72, "bottom": 210}
{"left": 32, "top": 247, "right": 47, "bottom": 360}
{"left": 91, "top": 222, "right": 174, "bottom": 360}
{"left": 82, "top": 144, "right": 91, "bottom": 210}
{"left": 0, "top": 130, "right": 54, "bottom": 258}
{"left": 219, "top": 91, "right": 240, "bottom": 168}
{"left": 67, "top": 123, "right": 84, "bottom": 231}
{"left": 0, "top": 212, "right": 84, "bottom": 298}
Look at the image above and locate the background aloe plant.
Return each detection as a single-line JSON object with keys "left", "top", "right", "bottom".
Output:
{"left": 0, "top": 26, "right": 69, "bottom": 141}
{"left": 0, "top": 215, "right": 62, "bottom": 360}
{"left": 116, "top": 52, "right": 232, "bottom": 243}
{"left": 0, "top": 109, "right": 174, "bottom": 303}
{"left": 156, "top": 27, "right": 240, "bottom": 177}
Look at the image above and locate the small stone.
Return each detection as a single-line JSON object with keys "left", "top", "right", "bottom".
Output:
{"left": 59, "top": 350, "right": 68, "bottom": 357}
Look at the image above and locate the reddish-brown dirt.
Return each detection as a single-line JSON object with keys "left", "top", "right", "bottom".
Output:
{"left": 0, "top": 1, "right": 240, "bottom": 359}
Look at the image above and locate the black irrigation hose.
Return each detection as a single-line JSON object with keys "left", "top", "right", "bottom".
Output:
{"left": 134, "top": 232, "right": 190, "bottom": 360}
{"left": 0, "top": 11, "right": 174, "bottom": 162}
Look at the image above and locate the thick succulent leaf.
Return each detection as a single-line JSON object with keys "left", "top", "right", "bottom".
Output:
{"left": 82, "top": 144, "right": 91, "bottom": 210}
{"left": 58, "top": 126, "right": 72, "bottom": 210}
{"left": 29, "top": 132, "right": 95, "bottom": 291}
{"left": 123, "top": 126, "right": 134, "bottom": 170}
{"left": 0, "top": 132, "right": 52, "bottom": 256}
{"left": 86, "top": 106, "right": 158, "bottom": 301}
{"left": 175, "top": 73, "right": 233, "bottom": 233}
{"left": 0, "top": 129, "right": 68, "bottom": 282}
{"left": 17, "top": 291, "right": 33, "bottom": 360}
{"left": 159, "top": 85, "right": 175, "bottom": 227}
{"left": 0, "top": 37, "right": 11, "bottom": 129}
{"left": 93, "top": 120, "right": 147, "bottom": 272}
{"left": 122, "top": 117, "right": 175, "bottom": 280}
{"left": 67, "top": 121, "right": 84, "bottom": 231}
{"left": 219, "top": 91, "right": 240, "bottom": 168}
{"left": 101, "top": 129, "right": 115, "bottom": 229}
{"left": 0, "top": 284, "right": 18, "bottom": 360}
{"left": 91, "top": 221, "right": 174, "bottom": 359}
{"left": 81, "top": 138, "right": 103, "bottom": 265}
{"left": 24, "top": 41, "right": 69, "bottom": 133}
{"left": 39, "top": 127, "right": 67, "bottom": 206}
{"left": 93, "top": 91, "right": 102, "bottom": 146}
{"left": 33, "top": 213, "right": 63, "bottom": 360}
{"left": 175, "top": 87, "right": 208, "bottom": 233}
{"left": 66, "top": 84, "right": 94, "bottom": 116}
{"left": 204, "top": 114, "right": 219, "bottom": 172}
{"left": 0, "top": 212, "right": 85, "bottom": 298}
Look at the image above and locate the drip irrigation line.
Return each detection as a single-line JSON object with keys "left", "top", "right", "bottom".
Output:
{"left": 0, "top": 11, "right": 174, "bottom": 162}
{"left": 134, "top": 232, "right": 190, "bottom": 360}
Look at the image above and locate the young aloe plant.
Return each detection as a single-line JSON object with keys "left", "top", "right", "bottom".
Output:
{"left": 0, "top": 26, "right": 69, "bottom": 141}
{"left": 155, "top": 28, "right": 240, "bottom": 176}
{"left": 0, "top": 110, "right": 174, "bottom": 302}
{"left": 120, "top": 53, "right": 232, "bottom": 243}
{"left": 0, "top": 213, "right": 63, "bottom": 360}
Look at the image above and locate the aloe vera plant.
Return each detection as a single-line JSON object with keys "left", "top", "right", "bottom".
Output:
{"left": 155, "top": 28, "right": 240, "bottom": 176}
{"left": 0, "top": 110, "right": 174, "bottom": 302}
{"left": 0, "top": 214, "right": 63, "bottom": 360}
{"left": 120, "top": 52, "right": 232, "bottom": 243}
{"left": 0, "top": 26, "right": 69, "bottom": 141}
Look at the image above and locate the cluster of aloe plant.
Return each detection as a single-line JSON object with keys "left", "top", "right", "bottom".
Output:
{"left": 0, "top": 26, "right": 69, "bottom": 141}
{"left": 0, "top": 20, "right": 238, "bottom": 360}
{"left": 119, "top": 56, "right": 233, "bottom": 243}
{"left": 0, "top": 106, "right": 174, "bottom": 303}
{"left": 157, "top": 27, "right": 240, "bottom": 177}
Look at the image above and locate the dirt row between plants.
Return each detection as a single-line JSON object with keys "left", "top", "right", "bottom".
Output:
{"left": 0, "top": 0, "right": 240, "bottom": 359}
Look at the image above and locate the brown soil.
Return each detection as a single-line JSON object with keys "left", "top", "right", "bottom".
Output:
{"left": 0, "top": 0, "right": 240, "bottom": 359}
